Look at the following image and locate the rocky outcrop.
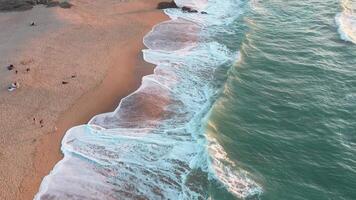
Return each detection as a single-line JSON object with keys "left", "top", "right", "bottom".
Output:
{"left": 157, "top": 1, "right": 178, "bottom": 9}
{"left": 0, "top": 0, "right": 72, "bottom": 12}
{"left": 46, "top": 1, "right": 72, "bottom": 8}
{"left": 157, "top": 1, "right": 208, "bottom": 15}
{"left": 182, "top": 6, "right": 198, "bottom": 13}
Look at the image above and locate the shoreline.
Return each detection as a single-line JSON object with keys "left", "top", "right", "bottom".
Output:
{"left": 21, "top": 7, "right": 168, "bottom": 200}
{"left": 17, "top": 0, "right": 261, "bottom": 199}
{"left": 0, "top": 1, "right": 168, "bottom": 199}
{"left": 19, "top": 34, "right": 162, "bottom": 200}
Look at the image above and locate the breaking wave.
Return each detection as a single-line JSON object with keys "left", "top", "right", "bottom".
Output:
{"left": 336, "top": 0, "right": 356, "bottom": 43}
{"left": 34, "top": 0, "right": 262, "bottom": 199}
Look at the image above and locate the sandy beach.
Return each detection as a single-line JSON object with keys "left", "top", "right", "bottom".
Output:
{"left": 0, "top": 1, "right": 167, "bottom": 199}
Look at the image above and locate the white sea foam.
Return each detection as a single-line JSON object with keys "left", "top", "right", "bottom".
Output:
{"left": 336, "top": 0, "right": 356, "bottom": 44}
{"left": 165, "top": 0, "right": 244, "bottom": 26}
{"left": 34, "top": 0, "right": 262, "bottom": 199}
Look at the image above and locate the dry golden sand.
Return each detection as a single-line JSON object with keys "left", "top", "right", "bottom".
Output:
{"left": 0, "top": 1, "right": 168, "bottom": 199}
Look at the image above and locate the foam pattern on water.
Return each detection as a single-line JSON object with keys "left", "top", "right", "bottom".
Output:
{"left": 165, "top": 0, "right": 244, "bottom": 26}
{"left": 336, "top": 0, "right": 356, "bottom": 44}
{"left": 35, "top": 0, "right": 262, "bottom": 199}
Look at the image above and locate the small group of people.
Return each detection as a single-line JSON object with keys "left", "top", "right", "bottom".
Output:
{"left": 33, "top": 117, "right": 44, "bottom": 128}
{"left": 6, "top": 64, "right": 20, "bottom": 92}
{"left": 5, "top": 21, "right": 36, "bottom": 92}
{"left": 5, "top": 63, "right": 31, "bottom": 92}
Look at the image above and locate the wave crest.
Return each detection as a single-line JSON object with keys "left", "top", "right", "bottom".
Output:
{"left": 336, "top": 0, "right": 356, "bottom": 44}
{"left": 35, "top": 1, "right": 262, "bottom": 199}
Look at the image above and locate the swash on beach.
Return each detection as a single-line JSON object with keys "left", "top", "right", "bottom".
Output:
{"left": 0, "top": 0, "right": 355, "bottom": 199}
{"left": 35, "top": 0, "right": 356, "bottom": 199}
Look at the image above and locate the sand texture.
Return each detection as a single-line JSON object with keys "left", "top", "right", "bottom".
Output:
{"left": 0, "top": 1, "right": 167, "bottom": 199}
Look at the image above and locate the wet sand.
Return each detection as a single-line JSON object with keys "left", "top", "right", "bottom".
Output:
{"left": 0, "top": 0, "right": 168, "bottom": 199}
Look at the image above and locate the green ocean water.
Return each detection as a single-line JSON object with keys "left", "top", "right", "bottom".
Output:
{"left": 30, "top": 0, "right": 355, "bottom": 199}
{"left": 207, "top": 0, "right": 356, "bottom": 199}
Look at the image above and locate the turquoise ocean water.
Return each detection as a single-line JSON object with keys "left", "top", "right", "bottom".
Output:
{"left": 35, "top": 0, "right": 355, "bottom": 199}
{"left": 208, "top": 0, "right": 356, "bottom": 199}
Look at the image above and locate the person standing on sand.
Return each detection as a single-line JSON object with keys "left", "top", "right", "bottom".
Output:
{"left": 7, "top": 81, "right": 20, "bottom": 92}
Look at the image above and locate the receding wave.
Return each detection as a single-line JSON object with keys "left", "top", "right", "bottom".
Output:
{"left": 336, "top": 0, "right": 356, "bottom": 44}
{"left": 34, "top": 0, "right": 262, "bottom": 199}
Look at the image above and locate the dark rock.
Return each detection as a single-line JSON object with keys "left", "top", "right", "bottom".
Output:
{"left": 46, "top": 1, "right": 72, "bottom": 8}
{"left": 45, "top": 0, "right": 59, "bottom": 7}
{"left": 201, "top": 11, "right": 208, "bottom": 14}
{"left": 7, "top": 64, "right": 14, "bottom": 70}
{"left": 36, "top": 0, "right": 49, "bottom": 4}
{"left": 59, "top": 1, "right": 72, "bottom": 8}
{"left": 182, "top": 6, "right": 198, "bottom": 13}
{"left": 0, "top": 0, "right": 72, "bottom": 12}
{"left": 0, "top": 0, "right": 34, "bottom": 11}
{"left": 157, "top": 1, "right": 178, "bottom": 9}
{"left": 182, "top": 6, "right": 190, "bottom": 12}
{"left": 25, "top": 0, "right": 36, "bottom": 6}
{"left": 62, "top": 81, "right": 69, "bottom": 85}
